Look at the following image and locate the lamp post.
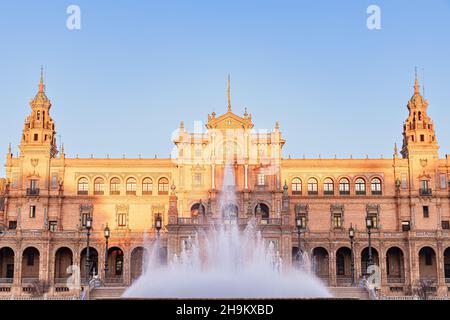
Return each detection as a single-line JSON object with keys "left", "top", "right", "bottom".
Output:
{"left": 85, "top": 216, "right": 93, "bottom": 284}
{"left": 348, "top": 224, "right": 355, "bottom": 285}
{"left": 366, "top": 216, "right": 374, "bottom": 268}
{"left": 295, "top": 214, "right": 306, "bottom": 261}
{"left": 104, "top": 224, "right": 110, "bottom": 279}
{"left": 155, "top": 214, "right": 162, "bottom": 240}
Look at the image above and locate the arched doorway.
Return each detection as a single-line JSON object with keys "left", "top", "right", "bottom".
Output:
{"left": 106, "top": 247, "right": 124, "bottom": 284}
{"left": 444, "top": 247, "right": 450, "bottom": 282}
{"left": 386, "top": 247, "right": 405, "bottom": 284}
{"left": 54, "top": 247, "right": 73, "bottom": 283}
{"left": 222, "top": 204, "right": 238, "bottom": 220}
{"left": 21, "top": 247, "right": 40, "bottom": 283}
{"left": 0, "top": 247, "right": 14, "bottom": 283}
{"left": 336, "top": 247, "right": 352, "bottom": 286}
{"left": 312, "top": 247, "right": 329, "bottom": 283}
{"left": 255, "top": 203, "right": 270, "bottom": 220}
{"left": 130, "top": 247, "right": 147, "bottom": 281}
{"left": 80, "top": 247, "right": 98, "bottom": 281}
{"left": 361, "top": 247, "right": 379, "bottom": 276}
{"left": 190, "top": 203, "right": 206, "bottom": 217}
{"left": 418, "top": 247, "right": 437, "bottom": 282}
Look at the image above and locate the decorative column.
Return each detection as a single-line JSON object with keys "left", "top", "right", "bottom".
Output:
{"left": 244, "top": 164, "right": 248, "bottom": 190}
{"left": 211, "top": 164, "right": 216, "bottom": 190}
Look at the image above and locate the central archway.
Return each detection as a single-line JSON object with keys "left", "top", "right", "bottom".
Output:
{"left": 221, "top": 204, "right": 238, "bottom": 220}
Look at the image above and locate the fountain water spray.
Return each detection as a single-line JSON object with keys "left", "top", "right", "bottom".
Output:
{"left": 123, "top": 165, "right": 331, "bottom": 298}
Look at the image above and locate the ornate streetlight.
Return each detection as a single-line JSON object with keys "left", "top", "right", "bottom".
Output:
{"left": 366, "top": 216, "right": 374, "bottom": 268}
{"left": 104, "top": 224, "right": 110, "bottom": 278}
{"left": 295, "top": 214, "right": 306, "bottom": 255}
{"left": 155, "top": 214, "right": 162, "bottom": 239}
{"left": 85, "top": 216, "right": 93, "bottom": 284}
{"left": 348, "top": 224, "right": 355, "bottom": 285}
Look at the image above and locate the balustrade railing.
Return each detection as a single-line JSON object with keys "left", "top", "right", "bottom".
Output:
{"left": 0, "top": 278, "right": 13, "bottom": 284}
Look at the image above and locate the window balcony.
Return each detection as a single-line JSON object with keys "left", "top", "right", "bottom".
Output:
{"left": 356, "top": 190, "right": 366, "bottom": 195}
{"left": 126, "top": 191, "right": 136, "bottom": 196}
{"left": 324, "top": 190, "right": 334, "bottom": 196}
{"left": 77, "top": 190, "right": 88, "bottom": 195}
{"left": 419, "top": 188, "right": 432, "bottom": 196}
{"left": 110, "top": 190, "right": 120, "bottom": 196}
{"left": 26, "top": 188, "right": 40, "bottom": 196}
{"left": 260, "top": 218, "right": 282, "bottom": 225}
{"left": 339, "top": 190, "right": 350, "bottom": 196}
{"left": 371, "top": 190, "right": 382, "bottom": 196}
{"left": 307, "top": 191, "right": 318, "bottom": 196}
{"left": 292, "top": 191, "right": 302, "bottom": 196}
{"left": 142, "top": 191, "right": 153, "bottom": 196}
{"left": 93, "top": 191, "right": 104, "bottom": 196}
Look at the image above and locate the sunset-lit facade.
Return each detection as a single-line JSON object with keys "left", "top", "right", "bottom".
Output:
{"left": 0, "top": 73, "right": 449, "bottom": 298}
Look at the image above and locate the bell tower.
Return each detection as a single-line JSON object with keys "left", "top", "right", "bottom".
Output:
{"left": 400, "top": 74, "right": 439, "bottom": 159}
{"left": 19, "top": 68, "right": 58, "bottom": 157}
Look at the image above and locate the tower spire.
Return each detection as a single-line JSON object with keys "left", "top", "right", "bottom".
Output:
{"left": 414, "top": 66, "right": 420, "bottom": 95}
{"left": 227, "top": 74, "right": 231, "bottom": 112}
{"left": 39, "top": 66, "right": 45, "bottom": 93}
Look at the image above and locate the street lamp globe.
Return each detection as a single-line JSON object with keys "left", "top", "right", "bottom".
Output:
{"left": 104, "top": 224, "right": 110, "bottom": 240}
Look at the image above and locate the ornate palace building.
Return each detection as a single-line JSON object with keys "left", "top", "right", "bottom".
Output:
{"left": 0, "top": 72, "right": 449, "bottom": 298}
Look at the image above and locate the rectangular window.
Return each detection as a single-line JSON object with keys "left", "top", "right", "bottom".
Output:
{"left": 442, "top": 221, "right": 450, "bottom": 230}
{"left": 420, "top": 134, "right": 425, "bottom": 142}
{"left": 402, "top": 221, "right": 410, "bottom": 232}
{"left": 118, "top": 213, "right": 127, "bottom": 227}
{"left": 401, "top": 173, "right": 407, "bottom": 189}
{"left": 29, "top": 205, "right": 36, "bottom": 218}
{"left": 33, "top": 134, "right": 38, "bottom": 141}
{"left": 8, "top": 221, "right": 17, "bottom": 230}
{"left": 423, "top": 206, "right": 429, "bottom": 218}
{"left": 333, "top": 214, "right": 342, "bottom": 229}
{"left": 440, "top": 174, "right": 447, "bottom": 189}
{"left": 30, "top": 179, "right": 38, "bottom": 190}
{"left": 51, "top": 174, "right": 58, "bottom": 189}
{"left": 49, "top": 221, "right": 57, "bottom": 232}
{"left": 257, "top": 173, "right": 265, "bottom": 186}
{"left": 194, "top": 173, "right": 202, "bottom": 186}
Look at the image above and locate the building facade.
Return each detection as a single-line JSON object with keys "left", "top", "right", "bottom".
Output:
{"left": 0, "top": 73, "right": 449, "bottom": 298}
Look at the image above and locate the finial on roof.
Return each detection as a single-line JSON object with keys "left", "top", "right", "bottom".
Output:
{"left": 227, "top": 74, "right": 231, "bottom": 112}
{"left": 8, "top": 143, "right": 11, "bottom": 154}
{"left": 39, "top": 66, "right": 45, "bottom": 93}
{"left": 394, "top": 143, "right": 399, "bottom": 158}
{"left": 180, "top": 121, "right": 184, "bottom": 129}
{"left": 275, "top": 122, "right": 279, "bottom": 130}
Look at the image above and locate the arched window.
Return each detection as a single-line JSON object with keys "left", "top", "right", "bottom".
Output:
{"left": 291, "top": 178, "right": 302, "bottom": 195}
{"left": 158, "top": 178, "right": 169, "bottom": 195}
{"left": 339, "top": 178, "right": 350, "bottom": 195}
{"left": 142, "top": 178, "right": 153, "bottom": 195}
{"left": 355, "top": 178, "right": 366, "bottom": 195}
{"left": 323, "top": 178, "right": 334, "bottom": 195}
{"left": 307, "top": 178, "right": 318, "bottom": 195}
{"left": 126, "top": 178, "right": 137, "bottom": 195}
{"left": 77, "top": 178, "right": 88, "bottom": 195}
{"left": 110, "top": 177, "right": 120, "bottom": 195}
{"left": 94, "top": 178, "right": 104, "bottom": 195}
{"left": 371, "top": 178, "right": 382, "bottom": 195}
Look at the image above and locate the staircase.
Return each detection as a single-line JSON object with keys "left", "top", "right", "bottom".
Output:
{"left": 89, "top": 287, "right": 126, "bottom": 300}
{"left": 89, "top": 286, "right": 369, "bottom": 300}
{"left": 327, "top": 287, "right": 370, "bottom": 300}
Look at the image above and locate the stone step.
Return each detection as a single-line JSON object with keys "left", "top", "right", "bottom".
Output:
{"left": 90, "top": 287, "right": 126, "bottom": 299}
{"left": 327, "top": 287, "right": 370, "bottom": 300}
{"left": 90, "top": 286, "right": 369, "bottom": 300}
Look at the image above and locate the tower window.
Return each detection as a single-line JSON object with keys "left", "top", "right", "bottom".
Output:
{"left": 29, "top": 205, "right": 36, "bottom": 218}
{"left": 420, "top": 135, "right": 425, "bottom": 142}
{"left": 423, "top": 206, "right": 429, "bottom": 218}
{"left": 257, "top": 173, "right": 265, "bottom": 186}
{"left": 34, "top": 134, "right": 38, "bottom": 141}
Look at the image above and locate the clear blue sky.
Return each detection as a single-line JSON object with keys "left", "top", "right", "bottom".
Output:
{"left": 1, "top": 0, "right": 449, "bottom": 174}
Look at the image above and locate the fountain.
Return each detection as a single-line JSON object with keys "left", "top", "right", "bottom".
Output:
{"left": 123, "top": 165, "right": 331, "bottom": 298}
